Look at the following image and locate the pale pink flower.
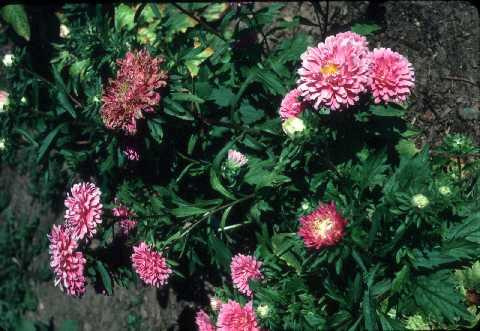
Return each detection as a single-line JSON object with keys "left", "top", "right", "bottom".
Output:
{"left": 101, "top": 49, "right": 168, "bottom": 135}
{"left": 230, "top": 254, "right": 263, "bottom": 297}
{"left": 195, "top": 309, "right": 216, "bottom": 331}
{"left": 217, "top": 300, "right": 260, "bottom": 331}
{"left": 123, "top": 145, "right": 140, "bottom": 161}
{"left": 297, "top": 31, "right": 370, "bottom": 111}
{"left": 227, "top": 149, "right": 248, "bottom": 168}
{"left": 279, "top": 88, "right": 306, "bottom": 119}
{"left": 298, "top": 202, "right": 347, "bottom": 250}
{"left": 368, "top": 48, "right": 415, "bottom": 104}
{"left": 210, "top": 296, "right": 223, "bottom": 311}
{"left": 48, "top": 225, "right": 86, "bottom": 297}
{"left": 65, "top": 182, "right": 103, "bottom": 241}
{"left": 131, "top": 242, "right": 172, "bottom": 287}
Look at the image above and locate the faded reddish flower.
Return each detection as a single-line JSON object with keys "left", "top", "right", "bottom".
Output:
{"left": 217, "top": 300, "right": 260, "bottom": 331}
{"left": 131, "top": 242, "right": 172, "bottom": 287}
{"left": 297, "top": 31, "right": 370, "bottom": 111}
{"left": 101, "top": 49, "right": 168, "bottom": 135}
{"left": 123, "top": 145, "right": 140, "bottom": 161}
{"left": 65, "top": 182, "right": 103, "bottom": 241}
{"left": 279, "top": 88, "right": 306, "bottom": 119}
{"left": 195, "top": 309, "right": 216, "bottom": 331}
{"left": 368, "top": 48, "right": 415, "bottom": 104}
{"left": 298, "top": 202, "right": 347, "bottom": 249}
{"left": 48, "top": 225, "right": 86, "bottom": 297}
{"left": 230, "top": 254, "right": 263, "bottom": 297}
{"left": 113, "top": 199, "right": 137, "bottom": 235}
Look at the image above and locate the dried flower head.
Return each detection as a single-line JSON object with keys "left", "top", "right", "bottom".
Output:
{"left": 195, "top": 309, "right": 216, "bottom": 331}
{"left": 279, "top": 88, "right": 306, "bottom": 119}
{"left": 217, "top": 300, "right": 260, "bottom": 331}
{"left": 230, "top": 254, "right": 263, "bottom": 297}
{"left": 368, "top": 48, "right": 414, "bottom": 104}
{"left": 297, "top": 31, "right": 370, "bottom": 111}
{"left": 131, "top": 242, "right": 172, "bottom": 287}
{"left": 227, "top": 149, "right": 248, "bottom": 169}
{"left": 298, "top": 202, "right": 347, "bottom": 249}
{"left": 65, "top": 182, "right": 103, "bottom": 241}
{"left": 48, "top": 225, "right": 86, "bottom": 297}
{"left": 101, "top": 49, "right": 168, "bottom": 135}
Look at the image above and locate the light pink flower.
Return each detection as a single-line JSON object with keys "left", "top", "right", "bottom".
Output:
{"left": 279, "top": 88, "right": 306, "bottom": 119}
{"left": 101, "top": 49, "right": 168, "bottom": 135}
{"left": 297, "top": 31, "right": 370, "bottom": 111}
{"left": 123, "top": 145, "right": 140, "bottom": 161}
{"left": 65, "top": 182, "right": 103, "bottom": 241}
{"left": 217, "top": 300, "right": 260, "bottom": 331}
{"left": 195, "top": 309, "right": 216, "bottom": 331}
{"left": 230, "top": 254, "right": 263, "bottom": 297}
{"left": 131, "top": 242, "right": 172, "bottom": 287}
{"left": 368, "top": 48, "right": 415, "bottom": 104}
{"left": 48, "top": 225, "right": 86, "bottom": 297}
{"left": 298, "top": 202, "right": 347, "bottom": 250}
{"left": 227, "top": 149, "right": 248, "bottom": 168}
{"left": 0, "top": 90, "right": 9, "bottom": 112}
{"left": 210, "top": 296, "right": 223, "bottom": 311}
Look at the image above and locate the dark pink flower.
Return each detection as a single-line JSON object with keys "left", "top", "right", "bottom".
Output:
{"left": 368, "top": 48, "right": 415, "bottom": 104}
{"left": 217, "top": 300, "right": 260, "bottom": 331}
{"left": 131, "top": 242, "right": 172, "bottom": 287}
{"left": 101, "top": 49, "right": 168, "bottom": 135}
{"left": 65, "top": 182, "right": 103, "bottom": 241}
{"left": 230, "top": 254, "right": 263, "bottom": 297}
{"left": 113, "top": 199, "right": 137, "bottom": 236}
{"left": 119, "top": 219, "right": 137, "bottom": 236}
{"left": 298, "top": 202, "right": 347, "bottom": 249}
{"left": 279, "top": 88, "right": 306, "bottom": 119}
{"left": 123, "top": 145, "right": 140, "bottom": 161}
{"left": 48, "top": 225, "right": 86, "bottom": 297}
{"left": 195, "top": 309, "right": 216, "bottom": 331}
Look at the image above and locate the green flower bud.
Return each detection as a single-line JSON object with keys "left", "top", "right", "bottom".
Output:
{"left": 282, "top": 117, "right": 305, "bottom": 138}
{"left": 257, "top": 304, "right": 270, "bottom": 318}
{"left": 438, "top": 186, "right": 451, "bottom": 196}
{"left": 411, "top": 194, "right": 429, "bottom": 209}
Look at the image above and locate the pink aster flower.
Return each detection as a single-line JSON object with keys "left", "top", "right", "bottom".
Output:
{"left": 48, "top": 225, "right": 86, "bottom": 297}
{"left": 217, "top": 300, "right": 260, "bottom": 331}
{"left": 101, "top": 49, "right": 168, "bottom": 135}
{"left": 230, "top": 254, "right": 263, "bottom": 297}
{"left": 368, "top": 48, "right": 415, "bottom": 104}
{"left": 227, "top": 149, "right": 248, "bottom": 169}
{"left": 113, "top": 199, "right": 137, "bottom": 235}
{"left": 123, "top": 145, "right": 140, "bottom": 161}
{"left": 298, "top": 202, "right": 347, "bottom": 250}
{"left": 131, "top": 242, "right": 172, "bottom": 287}
{"left": 297, "top": 31, "right": 370, "bottom": 111}
{"left": 279, "top": 88, "right": 306, "bottom": 119}
{"left": 65, "top": 182, "right": 103, "bottom": 241}
{"left": 195, "top": 309, "right": 216, "bottom": 331}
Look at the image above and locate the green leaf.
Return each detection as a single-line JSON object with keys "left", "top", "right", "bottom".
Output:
{"left": 255, "top": 69, "right": 286, "bottom": 96}
{"left": 171, "top": 92, "right": 205, "bottom": 104}
{"left": 58, "top": 320, "right": 79, "bottom": 331}
{"left": 238, "top": 102, "right": 265, "bottom": 125}
{"left": 363, "top": 289, "right": 379, "bottom": 331}
{"left": 208, "top": 233, "right": 232, "bottom": 269}
{"left": 185, "top": 47, "right": 214, "bottom": 78}
{"left": 57, "top": 91, "right": 76, "bottom": 119}
{"left": 445, "top": 213, "right": 480, "bottom": 243}
{"left": 96, "top": 261, "right": 113, "bottom": 295}
{"left": 209, "top": 87, "right": 235, "bottom": 107}
{"left": 1, "top": 5, "right": 30, "bottom": 41}
{"left": 115, "top": 4, "right": 135, "bottom": 31}
{"left": 351, "top": 23, "right": 381, "bottom": 36}
{"left": 14, "top": 128, "right": 38, "bottom": 146}
{"left": 369, "top": 104, "right": 405, "bottom": 117}
{"left": 37, "top": 124, "right": 64, "bottom": 163}
{"left": 14, "top": 319, "right": 36, "bottom": 331}
{"left": 171, "top": 206, "right": 208, "bottom": 218}
{"left": 201, "top": 3, "right": 228, "bottom": 22}
{"left": 147, "top": 118, "right": 164, "bottom": 144}
{"left": 391, "top": 265, "right": 410, "bottom": 293}
{"left": 395, "top": 139, "right": 419, "bottom": 157}
{"left": 272, "top": 233, "right": 302, "bottom": 273}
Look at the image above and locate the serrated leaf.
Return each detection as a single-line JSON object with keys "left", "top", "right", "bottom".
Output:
{"left": 185, "top": 47, "right": 214, "bottom": 78}
{"left": 171, "top": 206, "right": 208, "bottom": 218}
{"left": 238, "top": 102, "right": 265, "bottom": 124}
{"left": 37, "top": 124, "right": 64, "bottom": 163}
{"left": 395, "top": 139, "right": 419, "bottom": 157}
{"left": 445, "top": 213, "right": 480, "bottom": 243}
{"left": 391, "top": 265, "right": 410, "bottom": 293}
{"left": 209, "top": 87, "right": 235, "bottom": 107}
{"left": 96, "top": 261, "right": 113, "bottom": 295}
{"left": 208, "top": 233, "right": 232, "bottom": 269}
{"left": 1, "top": 5, "right": 30, "bottom": 41}
{"left": 369, "top": 104, "right": 405, "bottom": 117}
{"left": 351, "top": 23, "right": 381, "bottom": 36}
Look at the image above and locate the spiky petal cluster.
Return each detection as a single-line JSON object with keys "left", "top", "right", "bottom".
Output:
{"left": 195, "top": 310, "right": 216, "bottom": 331}
{"left": 217, "top": 300, "right": 260, "bottom": 331}
{"left": 123, "top": 145, "right": 140, "bottom": 161}
{"left": 279, "top": 88, "right": 305, "bottom": 119}
{"left": 113, "top": 199, "right": 137, "bottom": 236}
{"left": 131, "top": 242, "right": 172, "bottom": 287}
{"left": 230, "top": 254, "right": 263, "bottom": 297}
{"left": 65, "top": 182, "right": 103, "bottom": 241}
{"left": 48, "top": 225, "right": 86, "bottom": 297}
{"left": 297, "top": 31, "right": 370, "bottom": 111}
{"left": 227, "top": 149, "right": 248, "bottom": 169}
{"left": 298, "top": 202, "right": 347, "bottom": 249}
{"left": 101, "top": 49, "right": 168, "bottom": 135}
{"left": 368, "top": 48, "right": 415, "bottom": 104}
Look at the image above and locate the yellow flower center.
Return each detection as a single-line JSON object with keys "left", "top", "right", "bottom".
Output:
{"left": 119, "top": 82, "right": 130, "bottom": 95}
{"left": 313, "top": 217, "right": 333, "bottom": 238}
{"left": 320, "top": 63, "right": 339, "bottom": 76}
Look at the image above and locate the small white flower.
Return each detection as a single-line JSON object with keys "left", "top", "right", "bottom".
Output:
{"left": 257, "top": 304, "right": 270, "bottom": 318}
{"left": 2, "top": 53, "right": 14, "bottom": 67}
{"left": 0, "top": 90, "right": 9, "bottom": 113}
{"left": 59, "top": 24, "right": 70, "bottom": 38}
{"left": 0, "top": 138, "right": 6, "bottom": 151}
{"left": 20, "top": 96, "right": 27, "bottom": 105}
{"left": 411, "top": 194, "right": 429, "bottom": 209}
{"left": 438, "top": 186, "right": 451, "bottom": 196}
{"left": 282, "top": 117, "right": 305, "bottom": 138}
{"left": 301, "top": 201, "right": 310, "bottom": 211}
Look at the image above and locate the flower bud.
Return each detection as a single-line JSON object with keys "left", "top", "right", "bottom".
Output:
{"left": 59, "top": 24, "right": 70, "bottom": 38}
{"left": 257, "top": 304, "right": 270, "bottom": 318}
{"left": 282, "top": 117, "right": 305, "bottom": 138}
{"left": 0, "top": 137, "right": 6, "bottom": 151}
{"left": 209, "top": 296, "right": 222, "bottom": 311}
{"left": 2, "top": 53, "right": 14, "bottom": 67}
{"left": 20, "top": 97, "right": 27, "bottom": 105}
{"left": 411, "top": 194, "right": 429, "bottom": 209}
{"left": 0, "top": 90, "right": 9, "bottom": 113}
{"left": 226, "top": 149, "right": 248, "bottom": 169}
{"left": 438, "top": 186, "right": 451, "bottom": 196}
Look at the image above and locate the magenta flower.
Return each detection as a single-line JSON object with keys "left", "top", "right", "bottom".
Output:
{"left": 123, "top": 145, "right": 140, "bottom": 161}
{"left": 230, "top": 254, "right": 263, "bottom": 297}
{"left": 65, "top": 182, "right": 103, "bottom": 241}
{"left": 217, "top": 300, "right": 260, "bottom": 331}
{"left": 297, "top": 31, "right": 370, "bottom": 111}
{"left": 298, "top": 202, "right": 347, "bottom": 250}
{"left": 131, "top": 242, "right": 172, "bottom": 287}
{"left": 101, "top": 49, "right": 168, "bottom": 135}
{"left": 48, "top": 225, "right": 86, "bottom": 297}
{"left": 279, "top": 88, "right": 306, "bottom": 119}
{"left": 227, "top": 149, "right": 248, "bottom": 169}
{"left": 368, "top": 48, "right": 415, "bottom": 104}
{"left": 195, "top": 309, "right": 216, "bottom": 331}
{"left": 113, "top": 199, "right": 137, "bottom": 236}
